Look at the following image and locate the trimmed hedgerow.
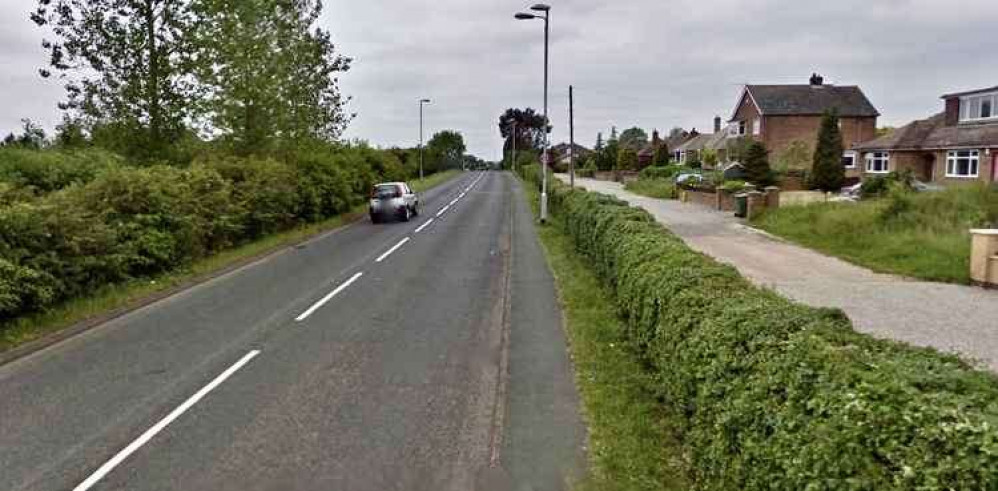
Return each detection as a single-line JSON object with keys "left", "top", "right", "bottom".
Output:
{"left": 521, "top": 164, "right": 998, "bottom": 490}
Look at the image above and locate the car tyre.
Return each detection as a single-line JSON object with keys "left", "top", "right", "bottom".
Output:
{"left": 401, "top": 207, "right": 411, "bottom": 222}
{"left": 370, "top": 213, "right": 380, "bottom": 224}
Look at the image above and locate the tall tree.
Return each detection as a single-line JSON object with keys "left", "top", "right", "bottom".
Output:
{"left": 616, "top": 147, "right": 638, "bottom": 171}
{"left": 192, "top": 0, "right": 351, "bottom": 153}
{"left": 810, "top": 110, "right": 846, "bottom": 192}
{"left": 426, "top": 130, "right": 466, "bottom": 171}
{"left": 743, "top": 141, "right": 774, "bottom": 186}
{"left": 498, "top": 108, "right": 548, "bottom": 155}
{"left": 618, "top": 127, "right": 648, "bottom": 152}
{"left": 32, "top": 0, "right": 197, "bottom": 159}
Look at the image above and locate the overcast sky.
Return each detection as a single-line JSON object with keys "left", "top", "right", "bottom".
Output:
{"left": 2, "top": 0, "right": 997, "bottom": 158}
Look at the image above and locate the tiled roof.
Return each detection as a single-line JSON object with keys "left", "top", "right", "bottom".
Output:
{"left": 745, "top": 85, "right": 880, "bottom": 118}
{"left": 853, "top": 112, "right": 998, "bottom": 151}
{"left": 940, "top": 85, "right": 998, "bottom": 99}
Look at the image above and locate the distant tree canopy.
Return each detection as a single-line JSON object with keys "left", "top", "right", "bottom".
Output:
{"left": 498, "top": 107, "right": 549, "bottom": 156}
{"left": 618, "top": 127, "right": 648, "bottom": 152}
{"left": 31, "top": 0, "right": 351, "bottom": 161}
{"left": 426, "top": 130, "right": 467, "bottom": 172}
{"left": 1, "top": 119, "right": 47, "bottom": 150}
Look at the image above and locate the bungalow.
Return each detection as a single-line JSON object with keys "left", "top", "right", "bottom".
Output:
{"left": 728, "top": 73, "right": 880, "bottom": 179}
{"left": 675, "top": 117, "right": 730, "bottom": 167}
{"left": 853, "top": 85, "right": 998, "bottom": 184}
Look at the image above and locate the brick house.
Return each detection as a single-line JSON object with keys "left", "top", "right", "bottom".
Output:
{"left": 676, "top": 117, "right": 731, "bottom": 167}
{"left": 853, "top": 85, "right": 998, "bottom": 184}
{"left": 728, "top": 74, "right": 880, "bottom": 179}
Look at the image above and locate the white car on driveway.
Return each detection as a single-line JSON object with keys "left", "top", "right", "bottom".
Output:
{"left": 369, "top": 182, "right": 420, "bottom": 223}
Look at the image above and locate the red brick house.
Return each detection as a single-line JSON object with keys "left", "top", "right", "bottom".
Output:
{"left": 728, "top": 74, "right": 880, "bottom": 178}
{"left": 853, "top": 85, "right": 998, "bottom": 184}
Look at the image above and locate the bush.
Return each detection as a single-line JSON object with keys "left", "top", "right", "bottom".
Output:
{"left": 0, "top": 147, "right": 122, "bottom": 195}
{"left": 522, "top": 169, "right": 998, "bottom": 490}
{"left": 638, "top": 165, "right": 676, "bottom": 181}
{"left": 860, "top": 169, "right": 916, "bottom": 198}
{"left": 719, "top": 180, "right": 747, "bottom": 193}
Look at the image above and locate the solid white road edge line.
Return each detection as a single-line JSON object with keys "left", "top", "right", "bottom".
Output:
{"left": 414, "top": 218, "right": 435, "bottom": 234}
{"left": 72, "top": 350, "right": 261, "bottom": 491}
{"left": 436, "top": 205, "right": 451, "bottom": 217}
{"left": 375, "top": 237, "right": 411, "bottom": 263}
{"left": 295, "top": 272, "right": 365, "bottom": 322}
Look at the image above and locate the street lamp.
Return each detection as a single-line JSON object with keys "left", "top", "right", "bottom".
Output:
{"left": 419, "top": 98, "right": 431, "bottom": 181}
{"left": 515, "top": 3, "right": 551, "bottom": 223}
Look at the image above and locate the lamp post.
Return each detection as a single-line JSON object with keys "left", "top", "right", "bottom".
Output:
{"left": 515, "top": 4, "right": 550, "bottom": 223}
{"left": 419, "top": 98, "right": 431, "bottom": 181}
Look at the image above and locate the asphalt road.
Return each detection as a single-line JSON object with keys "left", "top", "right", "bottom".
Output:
{"left": 0, "top": 171, "right": 585, "bottom": 491}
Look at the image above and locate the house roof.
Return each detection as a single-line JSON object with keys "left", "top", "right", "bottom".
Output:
{"left": 676, "top": 133, "right": 729, "bottom": 152}
{"left": 940, "top": 85, "right": 998, "bottom": 99}
{"left": 737, "top": 84, "right": 880, "bottom": 119}
{"left": 853, "top": 112, "right": 998, "bottom": 151}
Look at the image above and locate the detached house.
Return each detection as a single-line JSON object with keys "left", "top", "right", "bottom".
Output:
{"left": 728, "top": 74, "right": 880, "bottom": 178}
{"left": 853, "top": 85, "right": 998, "bottom": 184}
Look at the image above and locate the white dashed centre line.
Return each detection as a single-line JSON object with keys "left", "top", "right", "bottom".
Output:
{"left": 72, "top": 350, "right": 261, "bottom": 491}
{"left": 295, "top": 272, "right": 365, "bottom": 321}
{"left": 375, "top": 237, "right": 411, "bottom": 263}
{"left": 414, "top": 218, "right": 435, "bottom": 234}
{"left": 436, "top": 205, "right": 451, "bottom": 217}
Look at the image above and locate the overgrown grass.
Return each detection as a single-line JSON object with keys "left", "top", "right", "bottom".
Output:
{"left": 623, "top": 179, "right": 676, "bottom": 200}
{"left": 753, "top": 184, "right": 998, "bottom": 283}
{"left": 0, "top": 170, "right": 461, "bottom": 353}
{"left": 523, "top": 182, "right": 687, "bottom": 491}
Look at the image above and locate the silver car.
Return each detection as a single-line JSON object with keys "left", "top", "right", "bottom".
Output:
{"left": 369, "top": 182, "right": 420, "bottom": 223}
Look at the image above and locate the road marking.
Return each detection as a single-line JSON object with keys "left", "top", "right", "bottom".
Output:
{"left": 436, "top": 205, "right": 451, "bottom": 217}
{"left": 414, "top": 218, "right": 435, "bottom": 234}
{"left": 449, "top": 198, "right": 459, "bottom": 206}
{"left": 375, "top": 237, "right": 411, "bottom": 263}
{"left": 72, "top": 350, "right": 261, "bottom": 491}
{"left": 459, "top": 192, "right": 466, "bottom": 198}
{"left": 295, "top": 272, "right": 365, "bottom": 321}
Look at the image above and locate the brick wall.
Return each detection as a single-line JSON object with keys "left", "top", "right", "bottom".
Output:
{"left": 763, "top": 115, "right": 876, "bottom": 159}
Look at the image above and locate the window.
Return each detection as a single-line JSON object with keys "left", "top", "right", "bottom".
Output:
{"left": 842, "top": 152, "right": 856, "bottom": 169}
{"left": 752, "top": 118, "right": 761, "bottom": 136}
{"left": 865, "top": 152, "right": 889, "bottom": 173}
{"left": 738, "top": 121, "right": 747, "bottom": 135}
{"left": 960, "top": 92, "right": 998, "bottom": 122}
{"left": 946, "top": 150, "right": 979, "bottom": 178}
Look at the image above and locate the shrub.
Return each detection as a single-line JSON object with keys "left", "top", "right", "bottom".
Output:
{"left": 743, "top": 141, "right": 775, "bottom": 186}
{"left": 860, "top": 169, "right": 916, "bottom": 198}
{"left": 638, "top": 165, "right": 676, "bottom": 181}
{"left": 0, "top": 147, "right": 122, "bottom": 194}
{"left": 522, "top": 170, "right": 998, "bottom": 490}
{"left": 810, "top": 110, "right": 846, "bottom": 192}
{"left": 719, "top": 180, "right": 747, "bottom": 193}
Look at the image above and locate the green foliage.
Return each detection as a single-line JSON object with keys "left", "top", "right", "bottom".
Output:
{"left": 616, "top": 147, "right": 639, "bottom": 171}
{"left": 719, "top": 180, "right": 747, "bottom": 192}
{"left": 743, "top": 141, "right": 774, "bottom": 186}
{"left": 426, "top": 130, "right": 467, "bottom": 172}
{"left": 0, "top": 147, "right": 122, "bottom": 195}
{"left": 773, "top": 139, "right": 812, "bottom": 173}
{"left": 0, "top": 143, "right": 433, "bottom": 321}
{"left": 811, "top": 110, "right": 846, "bottom": 192}
{"left": 498, "top": 107, "right": 548, "bottom": 154}
{"left": 522, "top": 169, "right": 998, "bottom": 489}
{"left": 756, "top": 183, "right": 998, "bottom": 283}
{"left": 639, "top": 165, "right": 678, "bottom": 181}
{"left": 652, "top": 142, "right": 670, "bottom": 166}
{"left": 700, "top": 149, "right": 718, "bottom": 169}
{"left": 619, "top": 127, "right": 649, "bottom": 152}
{"left": 625, "top": 179, "right": 676, "bottom": 200}
{"left": 860, "top": 169, "right": 917, "bottom": 198}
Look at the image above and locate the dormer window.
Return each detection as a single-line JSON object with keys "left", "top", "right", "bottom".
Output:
{"left": 960, "top": 92, "right": 998, "bottom": 122}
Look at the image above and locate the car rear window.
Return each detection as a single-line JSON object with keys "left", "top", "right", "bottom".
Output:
{"left": 373, "top": 184, "right": 401, "bottom": 198}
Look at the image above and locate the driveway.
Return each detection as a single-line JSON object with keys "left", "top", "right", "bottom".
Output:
{"left": 558, "top": 175, "right": 998, "bottom": 371}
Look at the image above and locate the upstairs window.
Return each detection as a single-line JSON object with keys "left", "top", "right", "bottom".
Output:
{"left": 960, "top": 92, "right": 998, "bottom": 122}
{"left": 865, "top": 152, "right": 889, "bottom": 173}
{"left": 946, "top": 150, "right": 979, "bottom": 178}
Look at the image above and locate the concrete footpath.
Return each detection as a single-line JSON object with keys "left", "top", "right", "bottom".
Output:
{"left": 558, "top": 175, "right": 998, "bottom": 371}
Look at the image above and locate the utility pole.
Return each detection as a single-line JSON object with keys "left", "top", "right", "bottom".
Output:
{"left": 419, "top": 98, "right": 431, "bottom": 180}
{"left": 511, "top": 121, "right": 518, "bottom": 174}
{"left": 569, "top": 84, "right": 575, "bottom": 189}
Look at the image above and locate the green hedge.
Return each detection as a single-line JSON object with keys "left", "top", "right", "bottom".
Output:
{"left": 0, "top": 145, "right": 413, "bottom": 321}
{"left": 521, "top": 164, "right": 998, "bottom": 490}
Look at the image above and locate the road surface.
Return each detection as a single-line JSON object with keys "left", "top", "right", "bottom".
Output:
{"left": 0, "top": 171, "right": 585, "bottom": 491}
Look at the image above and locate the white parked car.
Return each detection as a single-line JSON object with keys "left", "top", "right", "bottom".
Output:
{"left": 369, "top": 182, "right": 420, "bottom": 223}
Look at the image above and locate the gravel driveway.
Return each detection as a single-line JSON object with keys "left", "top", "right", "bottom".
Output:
{"left": 558, "top": 175, "right": 998, "bottom": 371}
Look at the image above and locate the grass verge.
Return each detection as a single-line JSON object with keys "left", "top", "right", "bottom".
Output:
{"left": 752, "top": 184, "right": 997, "bottom": 283}
{"left": 0, "top": 170, "right": 462, "bottom": 354}
{"left": 523, "top": 182, "right": 687, "bottom": 491}
{"left": 623, "top": 179, "right": 676, "bottom": 200}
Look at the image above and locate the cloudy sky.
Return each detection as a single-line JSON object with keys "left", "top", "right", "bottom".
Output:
{"left": 2, "top": 0, "right": 997, "bottom": 158}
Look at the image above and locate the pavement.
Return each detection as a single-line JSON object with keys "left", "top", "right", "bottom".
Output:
{"left": 0, "top": 171, "right": 585, "bottom": 491}
{"left": 558, "top": 175, "right": 998, "bottom": 371}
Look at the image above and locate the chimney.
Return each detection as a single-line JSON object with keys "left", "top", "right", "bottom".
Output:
{"left": 652, "top": 129, "right": 661, "bottom": 144}
{"left": 690, "top": 127, "right": 699, "bottom": 137}
{"left": 713, "top": 116, "right": 722, "bottom": 133}
{"left": 809, "top": 73, "right": 824, "bottom": 86}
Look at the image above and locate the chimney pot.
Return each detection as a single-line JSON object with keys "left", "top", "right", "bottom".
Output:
{"left": 810, "top": 73, "right": 824, "bottom": 86}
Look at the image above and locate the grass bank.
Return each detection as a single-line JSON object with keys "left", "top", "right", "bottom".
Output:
{"left": 0, "top": 170, "right": 461, "bottom": 354}
{"left": 753, "top": 184, "right": 998, "bottom": 283}
{"left": 623, "top": 179, "right": 676, "bottom": 200}
{"left": 523, "top": 181, "right": 687, "bottom": 490}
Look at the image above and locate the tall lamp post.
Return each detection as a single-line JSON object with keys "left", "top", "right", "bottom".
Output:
{"left": 515, "top": 4, "right": 550, "bottom": 223}
{"left": 419, "top": 98, "right": 431, "bottom": 181}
